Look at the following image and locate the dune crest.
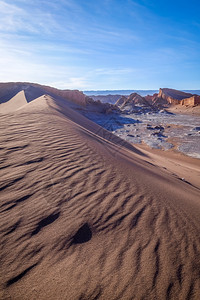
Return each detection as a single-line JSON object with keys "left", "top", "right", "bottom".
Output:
{"left": 0, "top": 90, "right": 27, "bottom": 113}
{"left": 0, "top": 93, "right": 200, "bottom": 299}
{"left": 0, "top": 82, "right": 86, "bottom": 107}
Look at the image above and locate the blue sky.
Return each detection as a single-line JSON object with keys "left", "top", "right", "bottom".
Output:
{"left": 0, "top": 0, "right": 199, "bottom": 90}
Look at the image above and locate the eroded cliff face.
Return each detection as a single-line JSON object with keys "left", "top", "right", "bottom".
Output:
{"left": 144, "top": 94, "right": 157, "bottom": 104}
{"left": 144, "top": 93, "right": 168, "bottom": 107}
{"left": 115, "top": 96, "right": 127, "bottom": 107}
{"left": 116, "top": 89, "right": 200, "bottom": 110}
{"left": 40, "top": 85, "right": 87, "bottom": 106}
{"left": 115, "top": 93, "right": 151, "bottom": 108}
{"left": 181, "top": 95, "right": 200, "bottom": 106}
{"left": 127, "top": 93, "right": 147, "bottom": 105}
{"left": 158, "top": 88, "right": 193, "bottom": 105}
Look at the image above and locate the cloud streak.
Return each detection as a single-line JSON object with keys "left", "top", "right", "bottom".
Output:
{"left": 0, "top": 0, "right": 199, "bottom": 89}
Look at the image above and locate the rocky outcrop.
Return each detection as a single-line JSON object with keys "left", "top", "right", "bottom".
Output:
{"left": 85, "top": 96, "right": 120, "bottom": 114}
{"left": 144, "top": 93, "right": 158, "bottom": 104}
{"left": 116, "top": 93, "right": 148, "bottom": 107}
{"left": 144, "top": 93, "right": 168, "bottom": 108}
{"left": 158, "top": 88, "right": 193, "bottom": 105}
{"left": 115, "top": 93, "right": 155, "bottom": 112}
{"left": 180, "top": 95, "right": 200, "bottom": 106}
{"left": 128, "top": 93, "right": 148, "bottom": 106}
{"left": 156, "top": 88, "right": 200, "bottom": 107}
{"left": 115, "top": 96, "right": 127, "bottom": 106}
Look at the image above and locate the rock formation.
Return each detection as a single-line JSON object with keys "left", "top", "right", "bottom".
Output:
{"left": 115, "top": 95, "right": 128, "bottom": 106}
{"left": 85, "top": 96, "right": 120, "bottom": 114}
{"left": 145, "top": 88, "right": 200, "bottom": 108}
{"left": 115, "top": 93, "right": 155, "bottom": 112}
{"left": 157, "top": 88, "right": 194, "bottom": 105}
{"left": 158, "top": 88, "right": 193, "bottom": 102}
{"left": 144, "top": 93, "right": 158, "bottom": 104}
{"left": 180, "top": 95, "right": 200, "bottom": 106}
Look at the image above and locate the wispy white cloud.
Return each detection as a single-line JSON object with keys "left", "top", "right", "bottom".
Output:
{"left": 50, "top": 77, "right": 90, "bottom": 90}
{"left": 95, "top": 68, "right": 136, "bottom": 75}
{"left": 47, "top": 68, "right": 138, "bottom": 90}
{"left": 0, "top": 0, "right": 25, "bottom": 32}
{"left": 0, "top": 37, "right": 76, "bottom": 85}
{"left": 0, "top": 0, "right": 140, "bottom": 43}
{"left": 0, "top": 0, "right": 61, "bottom": 35}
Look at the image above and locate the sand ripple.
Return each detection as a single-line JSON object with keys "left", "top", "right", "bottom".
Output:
{"left": 0, "top": 96, "right": 200, "bottom": 299}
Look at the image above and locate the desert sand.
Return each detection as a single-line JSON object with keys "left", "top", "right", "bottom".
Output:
{"left": 0, "top": 93, "right": 200, "bottom": 299}
{"left": 0, "top": 90, "right": 27, "bottom": 113}
{"left": 167, "top": 105, "right": 200, "bottom": 116}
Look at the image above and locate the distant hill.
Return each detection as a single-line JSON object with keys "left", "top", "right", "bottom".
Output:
{"left": 85, "top": 89, "right": 200, "bottom": 104}
{"left": 84, "top": 90, "right": 159, "bottom": 98}
{"left": 158, "top": 88, "right": 200, "bottom": 106}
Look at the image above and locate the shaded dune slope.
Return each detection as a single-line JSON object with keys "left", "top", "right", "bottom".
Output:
{"left": 0, "top": 95, "right": 200, "bottom": 299}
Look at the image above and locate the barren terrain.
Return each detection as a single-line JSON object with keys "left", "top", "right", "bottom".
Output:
{"left": 0, "top": 93, "right": 200, "bottom": 299}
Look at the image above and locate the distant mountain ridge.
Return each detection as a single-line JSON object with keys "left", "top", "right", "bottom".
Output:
{"left": 84, "top": 90, "right": 159, "bottom": 97}
{"left": 114, "top": 88, "right": 200, "bottom": 111}
{"left": 85, "top": 89, "right": 200, "bottom": 105}
{"left": 84, "top": 89, "right": 200, "bottom": 97}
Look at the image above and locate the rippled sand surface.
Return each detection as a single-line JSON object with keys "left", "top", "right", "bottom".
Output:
{"left": 0, "top": 95, "right": 200, "bottom": 299}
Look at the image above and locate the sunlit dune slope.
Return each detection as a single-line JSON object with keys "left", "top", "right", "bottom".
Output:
{"left": 0, "top": 90, "right": 27, "bottom": 113}
{"left": 0, "top": 95, "right": 200, "bottom": 300}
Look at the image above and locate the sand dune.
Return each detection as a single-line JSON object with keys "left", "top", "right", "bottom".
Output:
{"left": 0, "top": 94, "right": 200, "bottom": 299}
{"left": 0, "top": 82, "right": 86, "bottom": 107}
{"left": 0, "top": 90, "right": 27, "bottom": 113}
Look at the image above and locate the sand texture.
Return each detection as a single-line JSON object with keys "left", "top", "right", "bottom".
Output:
{"left": 167, "top": 105, "right": 200, "bottom": 116}
{"left": 0, "top": 94, "right": 200, "bottom": 300}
